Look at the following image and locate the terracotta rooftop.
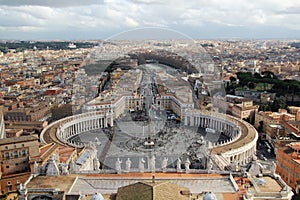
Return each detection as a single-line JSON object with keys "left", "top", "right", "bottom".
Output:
{"left": 39, "top": 143, "right": 55, "bottom": 156}
{"left": 0, "top": 135, "right": 38, "bottom": 145}
{"left": 58, "top": 145, "right": 75, "bottom": 163}
{"left": 116, "top": 181, "right": 190, "bottom": 200}
{"left": 26, "top": 174, "right": 77, "bottom": 191}
{"left": 254, "top": 176, "right": 283, "bottom": 193}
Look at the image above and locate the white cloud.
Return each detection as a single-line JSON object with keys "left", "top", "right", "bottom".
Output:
{"left": 125, "top": 17, "right": 139, "bottom": 27}
{"left": 1, "top": 0, "right": 300, "bottom": 39}
{"left": 0, "top": 0, "right": 104, "bottom": 8}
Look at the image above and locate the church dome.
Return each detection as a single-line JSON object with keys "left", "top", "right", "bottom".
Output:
{"left": 91, "top": 193, "right": 104, "bottom": 200}
{"left": 203, "top": 192, "right": 217, "bottom": 200}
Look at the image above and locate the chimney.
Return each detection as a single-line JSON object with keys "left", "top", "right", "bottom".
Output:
{"left": 152, "top": 175, "right": 155, "bottom": 183}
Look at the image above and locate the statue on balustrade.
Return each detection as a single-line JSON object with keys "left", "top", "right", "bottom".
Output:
{"left": 69, "top": 158, "right": 76, "bottom": 173}
{"left": 115, "top": 157, "right": 122, "bottom": 174}
{"left": 94, "top": 157, "right": 100, "bottom": 172}
{"left": 185, "top": 158, "right": 191, "bottom": 173}
{"left": 139, "top": 157, "right": 145, "bottom": 173}
{"left": 162, "top": 157, "right": 168, "bottom": 172}
{"left": 125, "top": 158, "right": 132, "bottom": 172}
{"left": 177, "top": 158, "right": 182, "bottom": 172}
{"left": 270, "top": 161, "right": 276, "bottom": 175}
{"left": 150, "top": 155, "right": 156, "bottom": 172}
{"left": 33, "top": 161, "right": 39, "bottom": 175}
{"left": 61, "top": 163, "right": 69, "bottom": 175}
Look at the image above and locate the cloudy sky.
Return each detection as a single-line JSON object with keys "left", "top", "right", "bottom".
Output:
{"left": 1, "top": 0, "right": 300, "bottom": 40}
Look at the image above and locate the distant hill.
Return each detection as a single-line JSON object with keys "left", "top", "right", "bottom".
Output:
{"left": 0, "top": 41, "right": 96, "bottom": 53}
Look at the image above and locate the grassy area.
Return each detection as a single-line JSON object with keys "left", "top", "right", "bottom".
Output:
{"left": 235, "top": 87, "right": 246, "bottom": 91}
{"left": 255, "top": 82, "right": 273, "bottom": 91}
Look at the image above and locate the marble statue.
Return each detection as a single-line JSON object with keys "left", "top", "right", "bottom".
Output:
{"left": 95, "top": 137, "right": 101, "bottom": 146}
{"left": 270, "top": 161, "right": 276, "bottom": 174}
{"left": 69, "top": 158, "right": 76, "bottom": 173}
{"left": 248, "top": 158, "right": 264, "bottom": 176}
{"left": 94, "top": 158, "right": 100, "bottom": 172}
{"left": 207, "top": 157, "right": 213, "bottom": 171}
{"left": 125, "top": 158, "right": 132, "bottom": 172}
{"left": 33, "top": 161, "right": 39, "bottom": 175}
{"left": 162, "top": 157, "right": 168, "bottom": 172}
{"left": 177, "top": 158, "right": 182, "bottom": 172}
{"left": 115, "top": 157, "right": 122, "bottom": 174}
{"left": 19, "top": 183, "right": 24, "bottom": 190}
{"left": 61, "top": 164, "right": 69, "bottom": 175}
{"left": 231, "top": 160, "right": 240, "bottom": 172}
{"left": 150, "top": 155, "right": 156, "bottom": 172}
{"left": 185, "top": 158, "right": 191, "bottom": 173}
{"left": 139, "top": 158, "right": 145, "bottom": 173}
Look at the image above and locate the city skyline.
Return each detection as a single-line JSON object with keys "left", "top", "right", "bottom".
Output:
{"left": 1, "top": 0, "right": 300, "bottom": 40}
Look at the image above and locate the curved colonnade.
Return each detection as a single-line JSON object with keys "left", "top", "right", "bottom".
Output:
{"left": 40, "top": 111, "right": 113, "bottom": 148}
{"left": 41, "top": 109, "right": 258, "bottom": 169}
{"left": 185, "top": 110, "right": 258, "bottom": 168}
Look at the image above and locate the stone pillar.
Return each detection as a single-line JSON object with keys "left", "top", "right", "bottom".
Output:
{"left": 190, "top": 116, "right": 194, "bottom": 127}
{"left": 68, "top": 127, "right": 70, "bottom": 138}
{"left": 104, "top": 117, "right": 107, "bottom": 127}
{"left": 108, "top": 115, "right": 113, "bottom": 126}
{"left": 96, "top": 118, "right": 100, "bottom": 129}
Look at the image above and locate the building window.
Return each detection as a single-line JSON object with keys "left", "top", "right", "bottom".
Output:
{"left": 14, "top": 151, "right": 18, "bottom": 158}
{"left": 7, "top": 185, "right": 12, "bottom": 192}
{"left": 22, "top": 149, "right": 26, "bottom": 156}
{"left": 5, "top": 146, "right": 8, "bottom": 150}
{"left": 5, "top": 152, "right": 9, "bottom": 159}
{"left": 6, "top": 166, "right": 9, "bottom": 168}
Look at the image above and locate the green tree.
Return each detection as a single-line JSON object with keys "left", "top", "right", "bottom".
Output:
{"left": 229, "top": 76, "right": 237, "bottom": 83}
{"left": 271, "top": 98, "right": 286, "bottom": 111}
{"left": 254, "top": 72, "right": 262, "bottom": 79}
{"left": 262, "top": 71, "right": 277, "bottom": 79}
{"left": 248, "top": 82, "right": 256, "bottom": 89}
